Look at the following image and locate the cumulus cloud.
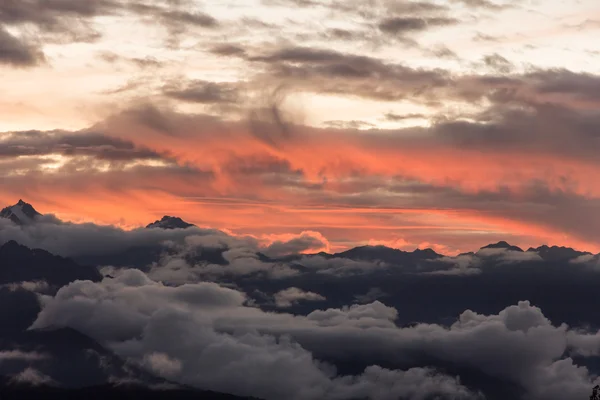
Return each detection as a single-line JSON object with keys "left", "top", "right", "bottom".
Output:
{"left": 274, "top": 287, "right": 325, "bottom": 308}
{"left": 28, "top": 270, "right": 600, "bottom": 400}
{"left": 28, "top": 270, "right": 478, "bottom": 399}
{"left": 262, "top": 231, "right": 330, "bottom": 257}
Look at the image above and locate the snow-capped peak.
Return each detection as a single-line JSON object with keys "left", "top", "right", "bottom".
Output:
{"left": 0, "top": 199, "right": 43, "bottom": 225}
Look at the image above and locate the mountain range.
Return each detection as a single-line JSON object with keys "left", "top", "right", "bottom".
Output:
{"left": 1, "top": 200, "right": 595, "bottom": 262}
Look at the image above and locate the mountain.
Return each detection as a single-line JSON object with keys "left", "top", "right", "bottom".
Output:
{"left": 526, "top": 245, "right": 591, "bottom": 262}
{"left": 334, "top": 245, "right": 441, "bottom": 263}
{"left": 146, "top": 216, "right": 195, "bottom": 230}
{"left": 0, "top": 200, "right": 42, "bottom": 225}
{"left": 0, "top": 327, "right": 159, "bottom": 388}
{"left": 0, "top": 241, "right": 102, "bottom": 287}
{"left": 0, "top": 381, "right": 258, "bottom": 400}
{"left": 479, "top": 241, "right": 524, "bottom": 252}
{"left": 0, "top": 328, "right": 258, "bottom": 399}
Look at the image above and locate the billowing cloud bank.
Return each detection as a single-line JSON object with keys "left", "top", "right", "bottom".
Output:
{"left": 30, "top": 269, "right": 600, "bottom": 400}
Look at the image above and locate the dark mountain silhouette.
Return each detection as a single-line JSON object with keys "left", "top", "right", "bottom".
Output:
{"left": 480, "top": 241, "right": 524, "bottom": 252}
{"left": 0, "top": 326, "right": 259, "bottom": 399}
{"left": 0, "top": 240, "right": 102, "bottom": 286}
{"left": 0, "top": 377, "right": 252, "bottom": 400}
{"left": 0, "top": 241, "right": 102, "bottom": 287}
{"left": 0, "top": 200, "right": 42, "bottom": 225}
{"left": 0, "top": 380, "right": 258, "bottom": 400}
{"left": 0, "top": 327, "right": 161, "bottom": 388}
{"left": 76, "top": 243, "right": 228, "bottom": 270}
{"left": 146, "top": 216, "right": 195, "bottom": 230}
{"left": 0, "top": 383, "right": 257, "bottom": 400}
{"left": 334, "top": 245, "right": 441, "bottom": 264}
{"left": 526, "top": 244, "right": 591, "bottom": 262}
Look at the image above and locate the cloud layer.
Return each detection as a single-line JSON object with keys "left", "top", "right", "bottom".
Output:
{"left": 29, "top": 269, "right": 600, "bottom": 400}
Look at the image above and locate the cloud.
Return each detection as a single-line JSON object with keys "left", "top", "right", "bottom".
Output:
{"left": 0, "top": 27, "right": 45, "bottom": 67}
{"left": 378, "top": 17, "right": 458, "bottom": 35}
{"left": 476, "top": 247, "right": 543, "bottom": 263}
{"left": 142, "top": 352, "right": 182, "bottom": 378}
{"left": 29, "top": 270, "right": 600, "bottom": 400}
{"left": 295, "top": 255, "right": 388, "bottom": 276}
{"left": 274, "top": 287, "right": 326, "bottom": 308}
{"left": 247, "top": 46, "right": 450, "bottom": 101}
{"left": 481, "top": 53, "right": 514, "bottom": 74}
{"left": 452, "top": 0, "right": 513, "bottom": 10}
{"left": 0, "top": 217, "right": 220, "bottom": 258}
{"left": 262, "top": 231, "right": 330, "bottom": 257}
{"left": 162, "top": 80, "right": 240, "bottom": 104}
{"left": 10, "top": 367, "right": 55, "bottom": 386}
{"left": 1, "top": 280, "right": 51, "bottom": 293}
{"left": 0, "top": 350, "right": 49, "bottom": 363}
{"left": 383, "top": 112, "right": 427, "bottom": 122}
{"left": 147, "top": 232, "right": 328, "bottom": 283}
{"left": 0, "top": 130, "right": 166, "bottom": 161}
{"left": 30, "top": 271, "right": 481, "bottom": 400}
{"left": 7, "top": 62, "right": 600, "bottom": 253}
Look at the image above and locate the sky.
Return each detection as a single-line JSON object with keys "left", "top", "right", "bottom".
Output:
{"left": 2, "top": 0, "right": 600, "bottom": 254}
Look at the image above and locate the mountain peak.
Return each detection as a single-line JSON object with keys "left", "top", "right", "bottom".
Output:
{"left": 412, "top": 248, "right": 440, "bottom": 259}
{"left": 0, "top": 200, "right": 42, "bottom": 225}
{"left": 480, "top": 241, "right": 523, "bottom": 252}
{"left": 526, "top": 244, "right": 591, "bottom": 261}
{"left": 146, "top": 215, "right": 195, "bottom": 230}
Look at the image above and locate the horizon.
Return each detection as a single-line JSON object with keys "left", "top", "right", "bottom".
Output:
{"left": 1, "top": 198, "right": 592, "bottom": 256}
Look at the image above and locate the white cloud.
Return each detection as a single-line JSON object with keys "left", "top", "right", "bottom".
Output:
{"left": 29, "top": 270, "right": 600, "bottom": 400}
{"left": 274, "top": 287, "right": 325, "bottom": 308}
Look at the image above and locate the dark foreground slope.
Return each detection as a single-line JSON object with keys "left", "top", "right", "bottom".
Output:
{"left": 0, "top": 380, "right": 257, "bottom": 400}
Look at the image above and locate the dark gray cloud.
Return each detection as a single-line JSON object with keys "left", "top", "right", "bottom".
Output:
{"left": 98, "top": 51, "right": 164, "bottom": 69}
{"left": 378, "top": 17, "right": 458, "bottom": 35}
{"left": 481, "top": 53, "right": 514, "bottom": 73}
{"left": 128, "top": 1, "right": 219, "bottom": 43}
{"left": 163, "top": 80, "right": 240, "bottom": 104}
{"left": 0, "top": 27, "right": 45, "bottom": 67}
{"left": 248, "top": 46, "right": 450, "bottom": 101}
{"left": 323, "top": 120, "right": 375, "bottom": 129}
{"left": 208, "top": 43, "right": 247, "bottom": 57}
{"left": 0, "top": 0, "right": 118, "bottom": 28}
{"left": 0, "top": 130, "right": 165, "bottom": 161}
{"left": 0, "top": 0, "right": 219, "bottom": 49}
{"left": 383, "top": 112, "right": 427, "bottom": 121}
{"left": 452, "top": 0, "right": 513, "bottom": 10}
